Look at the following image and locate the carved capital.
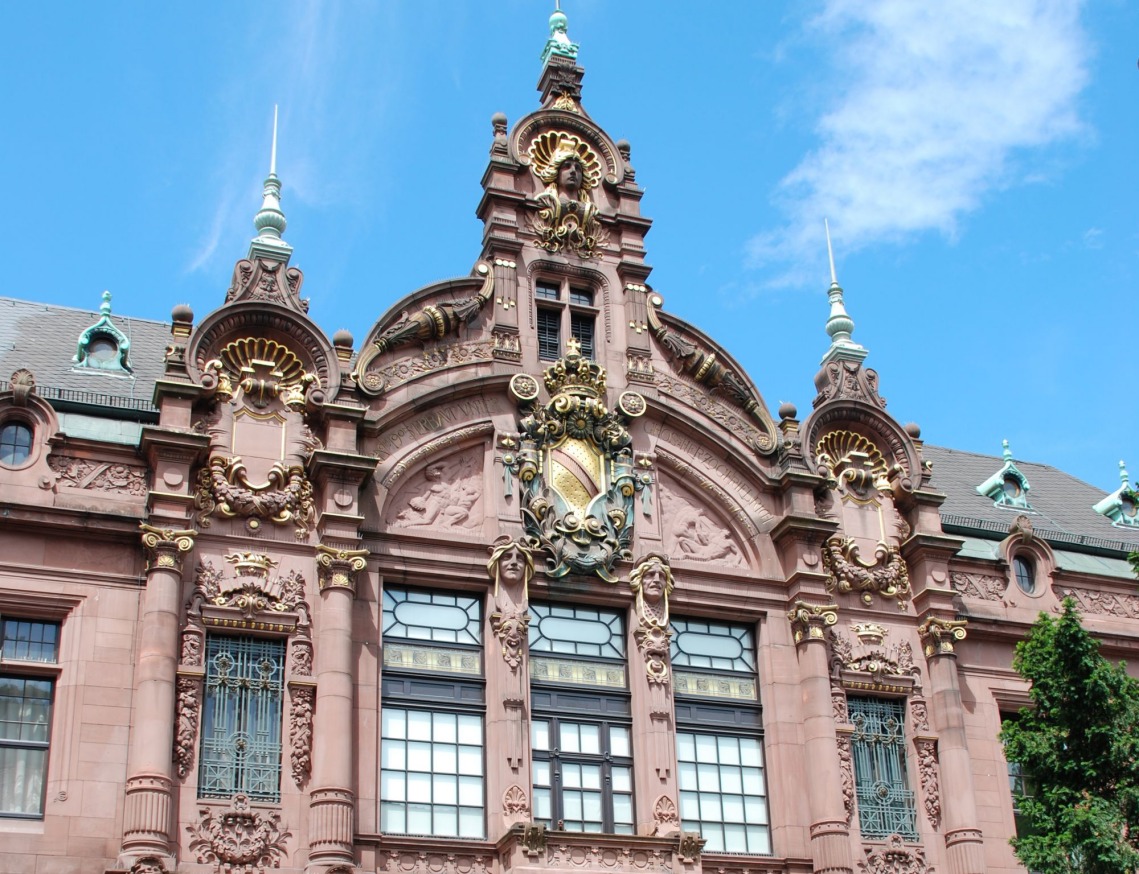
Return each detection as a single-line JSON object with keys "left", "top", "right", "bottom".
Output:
{"left": 788, "top": 600, "right": 838, "bottom": 645}
{"left": 139, "top": 524, "right": 196, "bottom": 571}
{"left": 316, "top": 545, "right": 369, "bottom": 594}
{"left": 917, "top": 615, "right": 967, "bottom": 657}
{"left": 676, "top": 831, "right": 706, "bottom": 864}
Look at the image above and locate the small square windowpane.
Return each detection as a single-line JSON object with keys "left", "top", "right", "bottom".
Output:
{"left": 579, "top": 723, "right": 600, "bottom": 754}
{"left": 678, "top": 762, "right": 698, "bottom": 791}
{"left": 458, "top": 745, "right": 482, "bottom": 776}
{"left": 408, "top": 711, "right": 432, "bottom": 741}
{"left": 407, "top": 772, "right": 432, "bottom": 803}
{"left": 433, "top": 712, "right": 457, "bottom": 743}
{"left": 536, "top": 282, "right": 561, "bottom": 300}
{"left": 434, "top": 805, "right": 458, "bottom": 836}
{"left": 532, "top": 720, "right": 550, "bottom": 751}
{"left": 680, "top": 791, "right": 700, "bottom": 819}
{"left": 695, "top": 734, "right": 718, "bottom": 763}
{"left": 407, "top": 803, "right": 432, "bottom": 834}
{"left": 581, "top": 764, "right": 602, "bottom": 790}
{"left": 383, "top": 709, "right": 406, "bottom": 740}
{"left": 433, "top": 744, "right": 457, "bottom": 774}
{"left": 458, "top": 715, "right": 482, "bottom": 745}
{"left": 381, "top": 802, "right": 406, "bottom": 833}
{"left": 459, "top": 775, "right": 483, "bottom": 807}
{"left": 407, "top": 741, "right": 431, "bottom": 772}
{"left": 569, "top": 287, "right": 593, "bottom": 306}
{"left": 611, "top": 766, "right": 631, "bottom": 793}
{"left": 724, "top": 823, "right": 747, "bottom": 853}
{"left": 434, "top": 773, "right": 458, "bottom": 805}
{"left": 459, "top": 806, "right": 484, "bottom": 838}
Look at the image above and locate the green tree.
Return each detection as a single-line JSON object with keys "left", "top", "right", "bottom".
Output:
{"left": 1001, "top": 598, "right": 1139, "bottom": 873}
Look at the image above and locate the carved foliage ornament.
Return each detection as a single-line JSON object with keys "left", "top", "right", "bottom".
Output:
{"left": 857, "top": 834, "right": 934, "bottom": 874}
{"left": 139, "top": 524, "right": 195, "bottom": 571}
{"left": 190, "top": 560, "right": 309, "bottom": 620}
{"left": 915, "top": 738, "right": 941, "bottom": 830}
{"left": 187, "top": 793, "right": 291, "bottom": 874}
{"left": 48, "top": 456, "right": 147, "bottom": 495}
{"left": 823, "top": 535, "right": 911, "bottom": 610}
{"left": 647, "top": 294, "right": 777, "bottom": 455}
{"left": 174, "top": 676, "right": 200, "bottom": 778}
{"left": 836, "top": 732, "right": 855, "bottom": 827}
{"left": 316, "top": 544, "right": 369, "bottom": 592}
{"left": 225, "top": 257, "right": 308, "bottom": 313}
{"left": 917, "top": 616, "right": 967, "bottom": 657}
{"left": 289, "top": 686, "right": 314, "bottom": 787}
{"left": 194, "top": 455, "right": 315, "bottom": 540}
{"left": 527, "top": 130, "right": 609, "bottom": 258}
{"left": 353, "top": 263, "right": 493, "bottom": 395}
{"left": 788, "top": 601, "right": 838, "bottom": 645}
{"left": 505, "top": 341, "right": 647, "bottom": 581}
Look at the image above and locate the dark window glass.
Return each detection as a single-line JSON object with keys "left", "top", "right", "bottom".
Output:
{"left": 849, "top": 697, "right": 917, "bottom": 840}
{"left": 0, "top": 423, "right": 32, "bottom": 467}
{"left": 199, "top": 636, "right": 285, "bottom": 802}
{"left": 1, "top": 621, "right": 59, "bottom": 664}
{"left": 1014, "top": 557, "right": 1036, "bottom": 594}
{"left": 536, "top": 282, "right": 561, "bottom": 301}
{"left": 531, "top": 717, "right": 633, "bottom": 833}
{"left": 570, "top": 313, "right": 594, "bottom": 360}
{"left": 0, "top": 675, "right": 53, "bottom": 817}
{"left": 569, "top": 287, "right": 594, "bottom": 306}
{"left": 538, "top": 309, "right": 561, "bottom": 361}
{"left": 88, "top": 335, "right": 119, "bottom": 362}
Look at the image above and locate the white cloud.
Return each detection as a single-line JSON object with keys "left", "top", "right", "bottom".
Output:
{"left": 749, "top": 0, "right": 1091, "bottom": 287}
{"left": 1082, "top": 227, "right": 1104, "bottom": 248}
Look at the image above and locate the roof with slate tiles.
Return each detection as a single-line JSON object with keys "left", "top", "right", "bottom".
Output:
{"left": 924, "top": 444, "right": 1139, "bottom": 555}
{"left": 0, "top": 295, "right": 168, "bottom": 416}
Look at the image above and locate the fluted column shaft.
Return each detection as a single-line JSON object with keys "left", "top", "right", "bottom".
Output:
{"left": 121, "top": 526, "right": 195, "bottom": 860}
{"left": 790, "top": 603, "right": 853, "bottom": 874}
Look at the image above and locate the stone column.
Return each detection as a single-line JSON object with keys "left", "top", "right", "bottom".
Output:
{"left": 307, "top": 545, "right": 368, "bottom": 870}
{"left": 919, "top": 616, "right": 986, "bottom": 874}
{"left": 788, "top": 601, "right": 854, "bottom": 874}
{"left": 119, "top": 524, "right": 196, "bottom": 866}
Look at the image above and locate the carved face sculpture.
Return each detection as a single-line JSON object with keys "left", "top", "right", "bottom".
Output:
{"left": 558, "top": 159, "right": 584, "bottom": 199}
{"left": 500, "top": 546, "right": 526, "bottom": 585}
{"left": 641, "top": 562, "right": 667, "bottom": 603}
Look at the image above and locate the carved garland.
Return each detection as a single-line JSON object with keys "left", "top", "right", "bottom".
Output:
{"left": 194, "top": 456, "right": 315, "bottom": 540}
{"left": 289, "top": 686, "right": 314, "bottom": 787}
{"left": 174, "top": 676, "right": 200, "bottom": 779}
{"left": 822, "top": 535, "right": 911, "bottom": 610}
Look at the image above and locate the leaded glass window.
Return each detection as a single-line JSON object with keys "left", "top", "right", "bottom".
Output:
{"left": 531, "top": 717, "right": 633, "bottom": 833}
{"left": 381, "top": 707, "right": 485, "bottom": 838}
{"left": 199, "top": 636, "right": 285, "bottom": 802}
{"left": 1, "top": 620, "right": 59, "bottom": 664}
{"left": 529, "top": 604, "right": 626, "bottom": 690}
{"left": 677, "top": 732, "right": 769, "bottom": 853}
{"left": 848, "top": 696, "right": 917, "bottom": 840}
{"left": 382, "top": 589, "right": 482, "bottom": 676}
{"left": 0, "top": 676, "right": 52, "bottom": 817}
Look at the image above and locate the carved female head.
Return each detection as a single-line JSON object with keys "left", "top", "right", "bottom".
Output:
{"left": 487, "top": 535, "right": 536, "bottom": 596}
{"left": 557, "top": 158, "right": 584, "bottom": 199}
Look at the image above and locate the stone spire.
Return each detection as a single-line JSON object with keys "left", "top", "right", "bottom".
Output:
{"left": 249, "top": 105, "right": 293, "bottom": 265}
{"left": 821, "top": 219, "right": 867, "bottom": 366}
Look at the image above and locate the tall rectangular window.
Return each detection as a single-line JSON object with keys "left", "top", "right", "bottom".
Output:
{"left": 532, "top": 718, "right": 633, "bottom": 833}
{"left": 0, "top": 676, "right": 52, "bottom": 817}
{"left": 848, "top": 696, "right": 917, "bottom": 840}
{"left": 537, "top": 309, "right": 561, "bottom": 361}
{"left": 199, "top": 635, "right": 285, "bottom": 802}
{"left": 671, "top": 618, "right": 769, "bottom": 854}
{"left": 381, "top": 587, "right": 485, "bottom": 839}
{"left": 570, "top": 313, "right": 594, "bottom": 360}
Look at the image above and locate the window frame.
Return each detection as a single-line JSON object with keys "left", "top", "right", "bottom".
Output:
{"left": 530, "top": 714, "right": 634, "bottom": 834}
{"left": 533, "top": 276, "right": 599, "bottom": 360}
{"left": 0, "top": 673, "right": 55, "bottom": 820}
{"left": 0, "top": 420, "right": 34, "bottom": 469}
{"left": 1013, "top": 556, "right": 1036, "bottom": 594}
{"left": 847, "top": 695, "right": 919, "bottom": 841}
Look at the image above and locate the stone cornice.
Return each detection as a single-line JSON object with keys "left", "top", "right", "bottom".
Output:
{"left": 138, "top": 426, "right": 209, "bottom": 468}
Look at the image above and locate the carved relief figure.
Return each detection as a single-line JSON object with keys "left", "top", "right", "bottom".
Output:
{"left": 174, "top": 677, "right": 201, "bottom": 778}
{"left": 659, "top": 482, "right": 745, "bottom": 567}
{"left": 629, "top": 554, "right": 675, "bottom": 689}
{"left": 527, "top": 131, "right": 608, "bottom": 258}
{"left": 915, "top": 738, "right": 941, "bottom": 830}
{"left": 390, "top": 453, "right": 482, "bottom": 530}
{"left": 290, "top": 686, "right": 314, "bottom": 787}
{"left": 487, "top": 536, "right": 535, "bottom": 676}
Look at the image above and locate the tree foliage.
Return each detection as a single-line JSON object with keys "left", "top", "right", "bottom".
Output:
{"left": 1001, "top": 598, "right": 1139, "bottom": 873}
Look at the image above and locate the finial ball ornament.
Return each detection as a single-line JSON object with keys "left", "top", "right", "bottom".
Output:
{"left": 491, "top": 111, "right": 508, "bottom": 126}
{"left": 172, "top": 303, "right": 194, "bottom": 323}
{"left": 778, "top": 402, "right": 797, "bottom": 421}
{"left": 333, "top": 329, "right": 354, "bottom": 348}
{"left": 904, "top": 422, "right": 921, "bottom": 439}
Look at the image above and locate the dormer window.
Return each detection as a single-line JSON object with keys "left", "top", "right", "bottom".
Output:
{"left": 1092, "top": 461, "right": 1139, "bottom": 528}
{"left": 976, "top": 439, "right": 1033, "bottom": 511}
{"left": 0, "top": 421, "right": 33, "bottom": 467}
{"left": 74, "top": 290, "right": 132, "bottom": 373}
{"left": 1013, "top": 556, "right": 1036, "bottom": 594}
{"left": 534, "top": 276, "right": 597, "bottom": 361}
{"left": 1122, "top": 495, "right": 1138, "bottom": 519}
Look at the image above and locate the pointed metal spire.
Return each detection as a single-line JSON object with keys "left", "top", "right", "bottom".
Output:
{"left": 1119, "top": 459, "right": 1130, "bottom": 488}
{"left": 820, "top": 219, "right": 867, "bottom": 365}
{"left": 249, "top": 106, "right": 293, "bottom": 263}
{"left": 541, "top": 2, "right": 579, "bottom": 65}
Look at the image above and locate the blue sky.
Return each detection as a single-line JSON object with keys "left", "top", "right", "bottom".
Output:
{"left": 1, "top": 1, "right": 1135, "bottom": 492}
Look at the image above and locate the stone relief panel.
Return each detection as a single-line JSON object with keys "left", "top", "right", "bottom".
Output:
{"left": 915, "top": 737, "right": 941, "bottom": 830}
{"left": 950, "top": 570, "right": 1007, "bottom": 601}
{"left": 658, "top": 478, "right": 746, "bottom": 567}
{"left": 289, "top": 685, "right": 314, "bottom": 788}
{"left": 174, "top": 676, "right": 200, "bottom": 779}
{"left": 187, "top": 793, "right": 291, "bottom": 873}
{"left": 386, "top": 449, "right": 483, "bottom": 532}
{"left": 857, "top": 834, "right": 934, "bottom": 874}
{"left": 47, "top": 455, "right": 148, "bottom": 496}
{"left": 1058, "top": 585, "right": 1139, "bottom": 618}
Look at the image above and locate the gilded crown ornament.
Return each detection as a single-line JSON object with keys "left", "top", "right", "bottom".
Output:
{"left": 223, "top": 551, "right": 279, "bottom": 580}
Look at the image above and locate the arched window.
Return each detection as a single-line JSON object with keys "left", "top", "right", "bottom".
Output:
{"left": 0, "top": 422, "right": 33, "bottom": 467}
{"left": 1013, "top": 556, "right": 1036, "bottom": 594}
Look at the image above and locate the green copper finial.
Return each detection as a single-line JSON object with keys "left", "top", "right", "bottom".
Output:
{"left": 541, "top": 3, "right": 579, "bottom": 65}
{"left": 1003, "top": 439, "right": 1012, "bottom": 462}
{"left": 1120, "top": 460, "right": 1129, "bottom": 488}
{"left": 821, "top": 219, "right": 867, "bottom": 365}
{"left": 100, "top": 290, "right": 112, "bottom": 315}
{"left": 253, "top": 105, "right": 287, "bottom": 241}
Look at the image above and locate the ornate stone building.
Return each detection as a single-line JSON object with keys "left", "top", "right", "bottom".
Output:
{"left": 0, "top": 11, "right": 1136, "bottom": 874}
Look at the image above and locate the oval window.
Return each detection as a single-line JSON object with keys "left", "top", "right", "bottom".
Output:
{"left": 392, "top": 600, "right": 472, "bottom": 632}
{"left": 674, "top": 630, "right": 745, "bottom": 661}
{"left": 0, "top": 422, "right": 33, "bottom": 467}
{"left": 1003, "top": 476, "right": 1021, "bottom": 499}
{"left": 539, "top": 616, "right": 614, "bottom": 645}
{"left": 1013, "top": 556, "right": 1036, "bottom": 594}
{"left": 89, "top": 335, "right": 119, "bottom": 362}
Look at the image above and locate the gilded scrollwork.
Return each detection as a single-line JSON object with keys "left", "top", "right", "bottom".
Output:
{"left": 194, "top": 456, "right": 314, "bottom": 540}
{"left": 823, "top": 535, "right": 911, "bottom": 609}
{"left": 647, "top": 294, "right": 777, "bottom": 455}
{"left": 353, "top": 263, "right": 493, "bottom": 395}
{"left": 139, "top": 524, "right": 195, "bottom": 571}
{"left": 526, "top": 130, "right": 609, "bottom": 258}
{"left": 814, "top": 430, "right": 891, "bottom": 493}
{"left": 788, "top": 601, "right": 838, "bottom": 645}
{"left": 504, "top": 339, "right": 647, "bottom": 582}
{"left": 187, "top": 793, "right": 291, "bottom": 874}
{"left": 917, "top": 616, "right": 967, "bottom": 657}
{"left": 188, "top": 560, "right": 309, "bottom": 620}
{"left": 315, "top": 545, "right": 369, "bottom": 593}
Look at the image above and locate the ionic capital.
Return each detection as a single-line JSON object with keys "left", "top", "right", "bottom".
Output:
{"left": 139, "top": 524, "right": 196, "bottom": 571}
{"left": 918, "top": 615, "right": 968, "bottom": 657}
{"left": 316, "top": 544, "right": 369, "bottom": 594}
{"left": 788, "top": 600, "right": 838, "bottom": 645}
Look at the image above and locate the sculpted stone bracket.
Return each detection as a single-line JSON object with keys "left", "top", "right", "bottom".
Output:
{"left": 316, "top": 545, "right": 369, "bottom": 594}
{"left": 224, "top": 256, "right": 308, "bottom": 313}
{"left": 788, "top": 601, "right": 838, "bottom": 645}
{"left": 353, "top": 262, "right": 493, "bottom": 396}
{"left": 187, "top": 792, "right": 291, "bottom": 874}
{"left": 858, "top": 834, "right": 934, "bottom": 874}
{"left": 827, "top": 624, "right": 917, "bottom": 694}
{"left": 823, "top": 535, "right": 911, "bottom": 610}
{"left": 194, "top": 455, "right": 315, "bottom": 540}
{"left": 646, "top": 293, "right": 777, "bottom": 456}
{"left": 140, "top": 524, "right": 196, "bottom": 571}
{"left": 917, "top": 616, "right": 967, "bottom": 658}
{"left": 630, "top": 555, "right": 675, "bottom": 714}
{"left": 505, "top": 340, "right": 647, "bottom": 582}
